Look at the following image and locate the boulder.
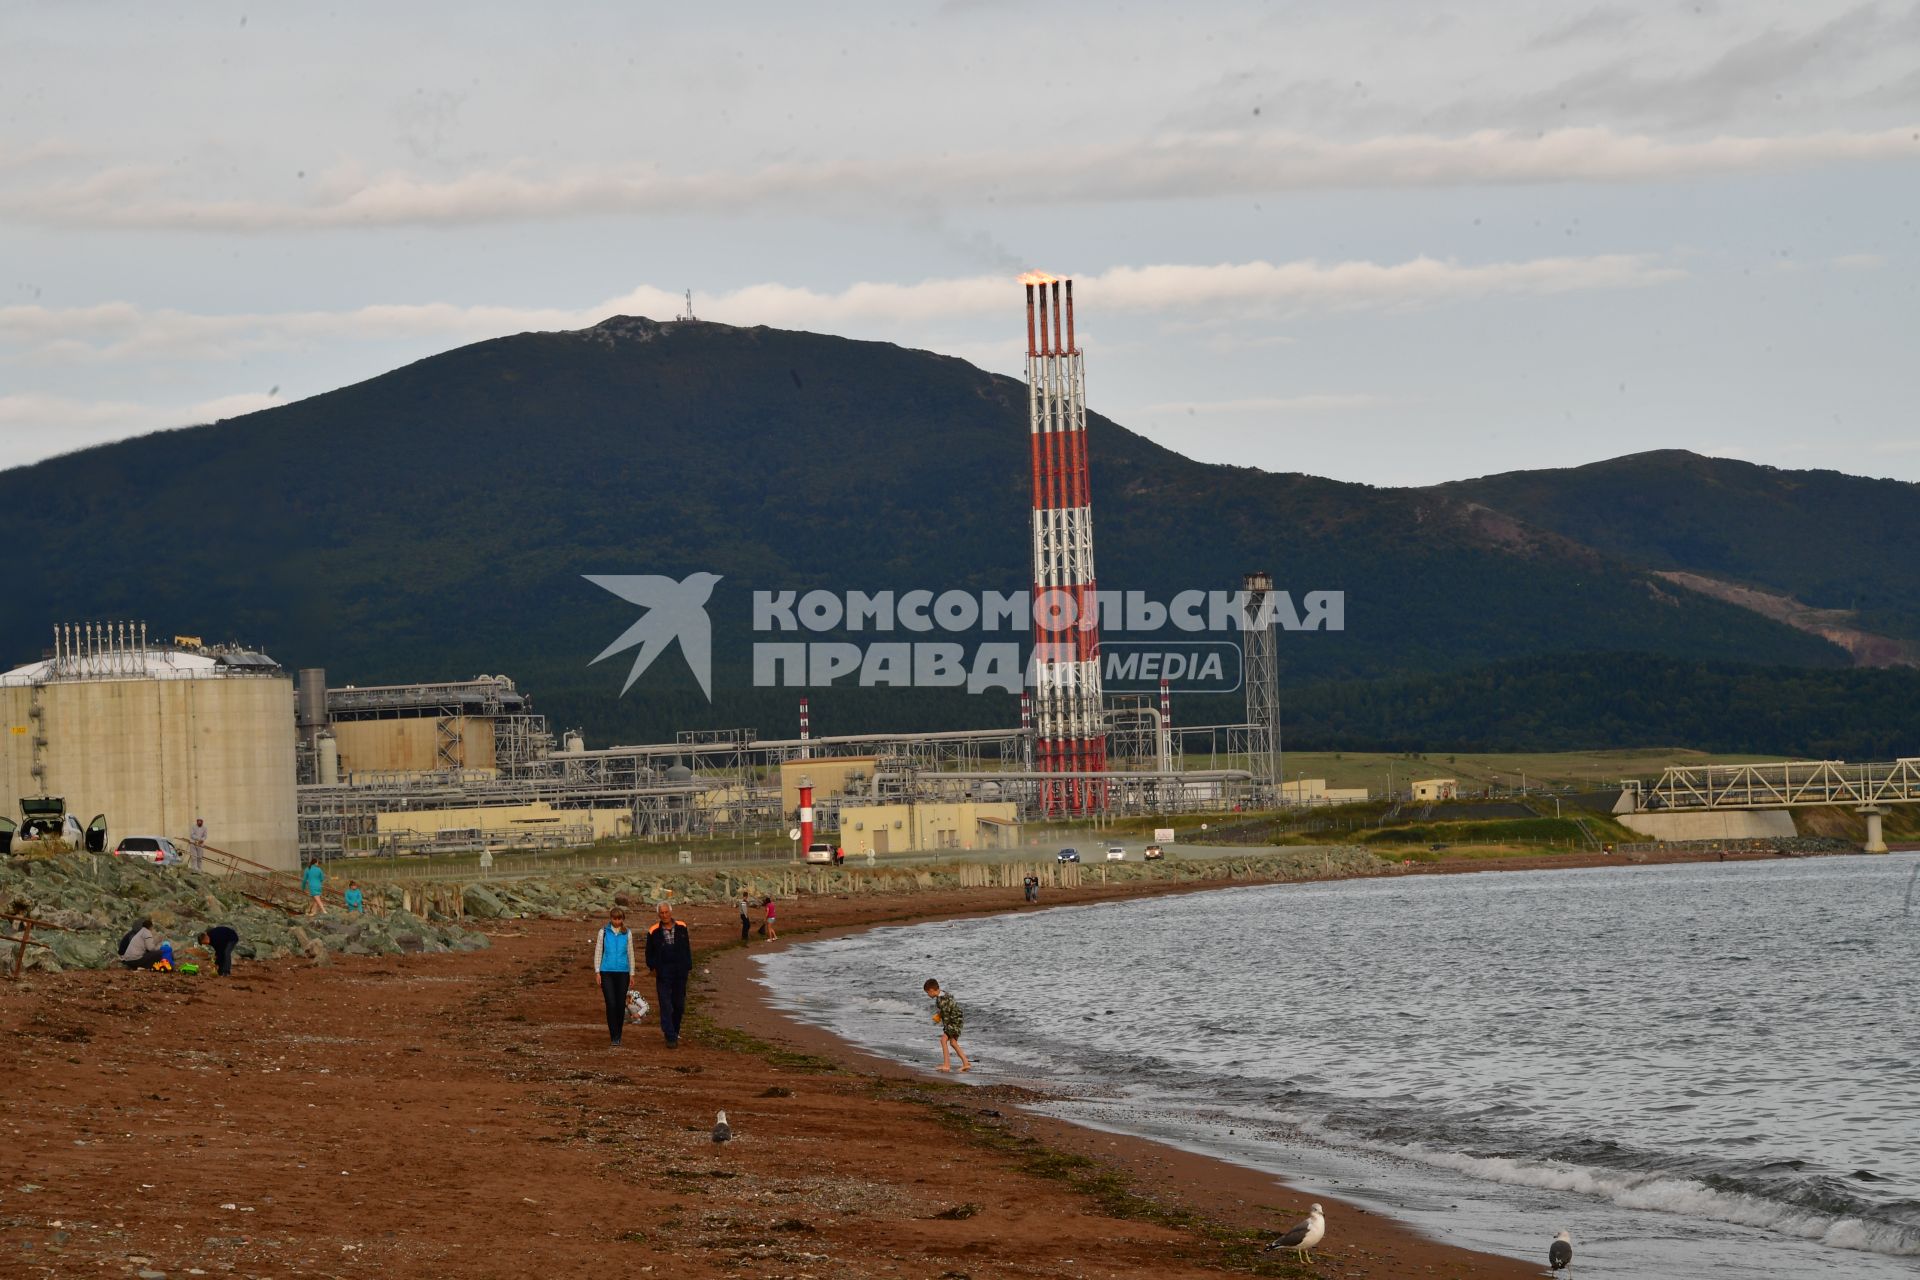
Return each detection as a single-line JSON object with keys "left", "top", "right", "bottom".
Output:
{"left": 461, "top": 885, "right": 508, "bottom": 919}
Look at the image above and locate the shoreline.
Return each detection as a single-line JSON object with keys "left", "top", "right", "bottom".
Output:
{"left": 1, "top": 844, "right": 1884, "bottom": 1278}
{"left": 699, "top": 845, "right": 1829, "bottom": 1275}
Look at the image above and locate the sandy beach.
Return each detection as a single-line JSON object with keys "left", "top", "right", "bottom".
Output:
{"left": 0, "top": 846, "right": 1845, "bottom": 1278}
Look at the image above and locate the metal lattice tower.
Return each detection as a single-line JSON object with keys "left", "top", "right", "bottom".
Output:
{"left": 1242, "top": 571, "right": 1279, "bottom": 802}
{"left": 1025, "top": 276, "right": 1106, "bottom": 813}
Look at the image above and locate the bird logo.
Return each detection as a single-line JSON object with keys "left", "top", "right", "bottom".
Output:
{"left": 585, "top": 572, "right": 723, "bottom": 699}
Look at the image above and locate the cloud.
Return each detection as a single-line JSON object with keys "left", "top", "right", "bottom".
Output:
{"left": 0, "top": 253, "right": 1682, "bottom": 364}
{"left": 1831, "top": 252, "right": 1887, "bottom": 269}
{"left": 3, "top": 124, "right": 1915, "bottom": 231}
{"left": 0, "top": 390, "right": 287, "bottom": 469}
{"left": 1136, "top": 394, "right": 1394, "bottom": 416}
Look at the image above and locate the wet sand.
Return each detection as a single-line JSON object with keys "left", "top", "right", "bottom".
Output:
{"left": 0, "top": 846, "right": 1812, "bottom": 1278}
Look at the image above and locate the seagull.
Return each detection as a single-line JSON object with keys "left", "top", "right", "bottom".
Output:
{"left": 1263, "top": 1202, "right": 1325, "bottom": 1263}
{"left": 1549, "top": 1228, "right": 1573, "bottom": 1274}
{"left": 711, "top": 1110, "right": 732, "bottom": 1144}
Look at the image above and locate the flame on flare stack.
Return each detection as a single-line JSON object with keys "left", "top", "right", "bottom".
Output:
{"left": 1023, "top": 273, "right": 1105, "bottom": 814}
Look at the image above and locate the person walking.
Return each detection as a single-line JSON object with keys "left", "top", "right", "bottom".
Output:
{"left": 923, "top": 978, "right": 972, "bottom": 1072}
{"left": 645, "top": 901, "right": 693, "bottom": 1048}
{"left": 301, "top": 859, "right": 329, "bottom": 915}
{"left": 198, "top": 925, "right": 240, "bottom": 977}
{"left": 591, "top": 905, "right": 635, "bottom": 1047}
{"left": 188, "top": 818, "right": 208, "bottom": 872}
{"left": 762, "top": 895, "right": 778, "bottom": 941}
{"left": 737, "top": 891, "right": 752, "bottom": 943}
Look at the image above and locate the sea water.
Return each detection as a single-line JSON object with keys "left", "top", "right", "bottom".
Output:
{"left": 755, "top": 854, "right": 1920, "bottom": 1278}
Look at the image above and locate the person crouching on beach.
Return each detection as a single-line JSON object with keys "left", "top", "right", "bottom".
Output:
{"left": 924, "top": 978, "right": 972, "bottom": 1073}
{"left": 592, "top": 906, "right": 634, "bottom": 1047}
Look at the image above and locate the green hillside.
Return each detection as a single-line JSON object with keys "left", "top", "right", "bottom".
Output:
{"left": 0, "top": 316, "right": 1897, "bottom": 750}
{"left": 1442, "top": 450, "right": 1920, "bottom": 641}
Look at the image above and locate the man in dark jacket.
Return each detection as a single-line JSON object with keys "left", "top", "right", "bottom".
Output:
{"left": 198, "top": 925, "right": 241, "bottom": 976}
{"left": 645, "top": 901, "right": 693, "bottom": 1048}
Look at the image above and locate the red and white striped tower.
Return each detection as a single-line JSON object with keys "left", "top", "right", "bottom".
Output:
{"left": 1159, "top": 677, "right": 1172, "bottom": 727}
{"left": 798, "top": 697, "right": 811, "bottom": 760}
{"left": 1024, "top": 274, "right": 1106, "bottom": 813}
{"left": 798, "top": 777, "right": 814, "bottom": 854}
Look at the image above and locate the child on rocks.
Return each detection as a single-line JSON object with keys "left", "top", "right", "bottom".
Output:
{"left": 923, "top": 978, "right": 972, "bottom": 1073}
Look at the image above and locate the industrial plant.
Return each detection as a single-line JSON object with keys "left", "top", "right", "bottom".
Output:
{"left": 1, "top": 281, "right": 1286, "bottom": 869}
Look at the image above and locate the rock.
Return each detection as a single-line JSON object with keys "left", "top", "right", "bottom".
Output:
{"left": 461, "top": 885, "right": 508, "bottom": 919}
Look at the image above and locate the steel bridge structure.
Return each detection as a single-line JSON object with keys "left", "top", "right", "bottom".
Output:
{"left": 1625, "top": 758, "right": 1920, "bottom": 853}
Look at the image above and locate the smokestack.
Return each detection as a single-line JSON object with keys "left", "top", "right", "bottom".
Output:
{"left": 798, "top": 697, "right": 811, "bottom": 759}
{"left": 1025, "top": 283, "right": 1037, "bottom": 357}
{"left": 1023, "top": 274, "right": 1106, "bottom": 814}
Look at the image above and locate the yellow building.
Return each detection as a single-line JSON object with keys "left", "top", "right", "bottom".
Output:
{"left": 1280, "top": 778, "right": 1370, "bottom": 806}
{"left": 837, "top": 801, "right": 1021, "bottom": 856}
{"left": 1411, "top": 778, "right": 1459, "bottom": 802}
{"left": 778, "top": 756, "right": 880, "bottom": 816}
{"left": 372, "top": 800, "right": 630, "bottom": 850}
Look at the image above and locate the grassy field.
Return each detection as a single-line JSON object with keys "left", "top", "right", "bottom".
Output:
{"left": 1264, "top": 746, "right": 1789, "bottom": 797}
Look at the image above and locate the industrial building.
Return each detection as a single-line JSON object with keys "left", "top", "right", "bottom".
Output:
{"left": 1280, "top": 778, "right": 1370, "bottom": 807}
{"left": 295, "top": 670, "right": 549, "bottom": 783}
{"left": 838, "top": 801, "right": 1022, "bottom": 855}
{"left": 0, "top": 624, "right": 298, "bottom": 870}
{"left": 1411, "top": 778, "right": 1460, "bottom": 802}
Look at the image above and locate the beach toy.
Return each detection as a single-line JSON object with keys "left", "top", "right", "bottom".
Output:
{"left": 180, "top": 963, "right": 200, "bottom": 975}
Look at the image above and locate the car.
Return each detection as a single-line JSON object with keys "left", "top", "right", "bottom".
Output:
{"left": 1105, "top": 845, "right": 1126, "bottom": 861}
{"left": 1143, "top": 844, "right": 1164, "bottom": 861}
{"left": 112, "top": 835, "right": 183, "bottom": 866}
{"left": 1056, "top": 848, "right": 1081, "bottom": 863}
{"left": 803, "top": 841, "right": 836, "bottom": 865}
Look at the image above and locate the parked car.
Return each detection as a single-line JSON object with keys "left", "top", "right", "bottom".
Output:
{"left": 1143, "top": 844, "right": 1165, "bottom": 861}
{"left": 4, "top": 796, "right": 107, "bottom": 854}
{"left": 1056, "top": 847, "right": 1081, "bottom": 863}
{"left": 803, "top": 841, "right": 835, "bottom": 865}
{"left": 1105, "top": 845, "right": 1127, "bottom": 861}
{"left": 112, "top": 835, "right": 182, "bottom": 866}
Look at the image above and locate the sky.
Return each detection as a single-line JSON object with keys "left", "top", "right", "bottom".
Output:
{"left": 2, "top": 0, "right": 1917, "bottom": 485}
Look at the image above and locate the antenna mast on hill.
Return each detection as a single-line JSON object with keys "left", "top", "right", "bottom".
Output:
{"left": 677, "top": 289, "right": 696, "bottom": 321}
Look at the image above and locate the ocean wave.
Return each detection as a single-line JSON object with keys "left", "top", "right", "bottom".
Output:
{"left": 1384, "top": 1142, "right": 1920, "bottom": 1257}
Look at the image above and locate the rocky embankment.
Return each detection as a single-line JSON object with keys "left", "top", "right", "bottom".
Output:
{"left": 3, "top": 844, "right": 1382, "bottom": 972}
{"left": 452, "top": 843, "right": 1382, "bottom": 918}
{"left": 1, "top": 854, "right": 487, "bottom": 972}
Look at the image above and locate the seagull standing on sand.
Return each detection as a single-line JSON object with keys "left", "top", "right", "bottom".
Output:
{"left": 1549, "top": 1228, "right": 1573, "bottom": 1274}
{"left": 1263, "top": 1203, "right": 1325, "bottom": 1263}
{"left": 712, "top": 1110, "right": 732, "bottom": 1144}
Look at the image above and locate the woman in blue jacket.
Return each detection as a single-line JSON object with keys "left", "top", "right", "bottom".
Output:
{"left": 592, "top": 906, "right": 634, "bottom": 1046}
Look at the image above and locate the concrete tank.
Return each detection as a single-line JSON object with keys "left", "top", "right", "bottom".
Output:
{"left": 0, "top": 646, "right": 299, "bottom": 871}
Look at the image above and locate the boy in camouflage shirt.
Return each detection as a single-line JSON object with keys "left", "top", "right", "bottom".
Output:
{"left": 923, "top": 978, "right": 972, "bottom": 1073}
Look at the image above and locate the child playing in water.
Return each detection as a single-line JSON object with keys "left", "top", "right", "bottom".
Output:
{"left": 923, "top": 978, "right": 972, "bottom": 1073}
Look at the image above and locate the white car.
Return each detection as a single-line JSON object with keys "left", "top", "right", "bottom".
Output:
{"left": 112, "top": 835, "right": 183, "bottom": 866}
{"left": 1105, "top": 845, "right": 1127, "bottom": 861}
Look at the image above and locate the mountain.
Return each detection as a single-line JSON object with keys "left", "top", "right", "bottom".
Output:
{"left": 1442, "top": 451, "right": 1920, "bottom": 659}
{"left": 1, "top": 316, "right": 1910, "bottom": 755}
